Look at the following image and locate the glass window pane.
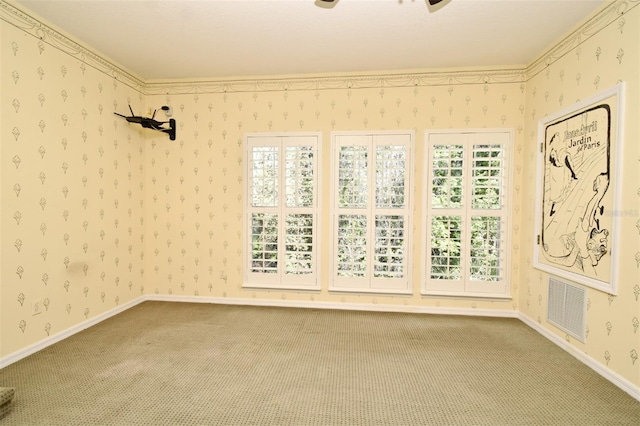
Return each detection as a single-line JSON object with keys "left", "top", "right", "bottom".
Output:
{"left": 251, "top": 213, "right": 278, "bottom": 274}
{"left": 430, "top": 215, "right": 462, "bottom": 280}
{"left": 376, "top": 145, "right": 406, "bottom": 208}
{"left": 251, "top": 147, "right": 278, "bottom": 207}
{"left": 374, "top": 215, "right": 404, "bottom": 278}
{"left": 431, "top": 145, "right": 464, "bottom": 209}
{"left": 338, "top": 146, "right": 368, "bottom": 208}
{"left": 470, "top": 216, "right": 502, "bottom": 281}
{"left": 285, "top": 214, "right": 314, "bottom": 275}
{"left": 285, "top": 146, "right": 314, "bottom": 208}
{"left": 471, "top": 144, "right": 504, "bottom": 210}
{"left": 337, "top": 215, "right": 367, "bottom": 277}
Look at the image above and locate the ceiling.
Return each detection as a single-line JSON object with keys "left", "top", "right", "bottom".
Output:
{"left": 15, "top": 0, "right": 609, "bottom": 81}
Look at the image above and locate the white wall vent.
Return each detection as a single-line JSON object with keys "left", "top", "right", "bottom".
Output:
{"left": 547, "top": 276, "right": 587, "bottom": 342}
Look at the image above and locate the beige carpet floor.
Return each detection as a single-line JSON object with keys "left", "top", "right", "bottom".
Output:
{"left": 0, "top": 301, "right": 638, "bottom": 425}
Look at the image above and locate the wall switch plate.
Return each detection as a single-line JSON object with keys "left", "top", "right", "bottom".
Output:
{"left": 32, "top": 299, "right": 43, "bottom": 316}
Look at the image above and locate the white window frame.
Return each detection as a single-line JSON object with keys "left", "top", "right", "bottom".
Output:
{"left": 330, "top": 131, "right": 415, "bottom": 294}
{"left": 243, "top": 132, "right": 321, "bottom": 290}
{"left": 422, "top": 129, "right": 513, "bottom": 298}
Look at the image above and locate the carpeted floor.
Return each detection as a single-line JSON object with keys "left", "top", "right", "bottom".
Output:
{"left": 0, "top": 301, "right": 638, "bottom": 425}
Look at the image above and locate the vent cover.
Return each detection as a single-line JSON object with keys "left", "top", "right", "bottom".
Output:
{"left": 547, "top": 276, "right": 587, "bottom": 342}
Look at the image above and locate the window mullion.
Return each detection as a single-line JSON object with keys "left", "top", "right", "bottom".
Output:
{"left": 366, "top": 142, "right": 376, "bottom": 284}
{"left": 499, "top": 144, "right": 508, "bottom": 280}
{"left": 277, "top": 138, "right": 285, "bottom": 279}
{"left": 462, "top": 137, "right": 472, "bottom": 286}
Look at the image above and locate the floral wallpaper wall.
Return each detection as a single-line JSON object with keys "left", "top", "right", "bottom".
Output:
{"left": 520, "top": 1, "right": 640, "bottom": 387}
{"left": 1, "top": 5, "right": 146, "bottom": 357}
{"left": 143, "top": 74, "right": 525, "bottom": 312}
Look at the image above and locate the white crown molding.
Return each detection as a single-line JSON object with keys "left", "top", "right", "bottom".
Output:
{"left": 526, "top": 0, "right": 640, "bottom": 80}
{"left": 0, "top": 0, "right": 145, "bottom": 92}
{"left": 144, "top": 69, "right": 527, "bottom": 96}
{"left": 6, "top": 0, "right": 634, "bottom": 95}
{"left": 1, "top": 0, "right": 526, "bottom": 96}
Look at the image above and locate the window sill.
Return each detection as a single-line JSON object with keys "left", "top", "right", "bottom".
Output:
{"left": 243, "top": 283, "right": 321, "bottom": 292}
{"left": 421, "top": 291, "right": 512, "bottom": 300}
{"left": 329, "top": 286, "right": 413, "bottom": 296}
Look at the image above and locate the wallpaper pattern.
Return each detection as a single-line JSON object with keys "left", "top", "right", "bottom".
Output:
{"left": 144, "top": 80, "right": 525, "bottom": 310}
{"left": 521, "top": 4, "right": 640, "bottom": 385}
{"left": 1, "top": 0, "right": 639, "bottom": 390}
{"left": 1, "top": 19, "right": 145, "bottom": 356}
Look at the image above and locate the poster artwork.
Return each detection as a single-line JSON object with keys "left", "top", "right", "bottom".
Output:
{"left": 541, "top": 104, "right": 612, "bottom": 281}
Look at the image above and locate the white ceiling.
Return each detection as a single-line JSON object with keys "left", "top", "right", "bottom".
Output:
{"left": 15, "top": 0, "right": 609, "bottom": 81}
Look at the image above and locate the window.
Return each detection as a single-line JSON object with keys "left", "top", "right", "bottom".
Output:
{"left": 330, "top": 132, "right": 414, "bottom": 293}
{"left": 423, "top": 130, "right": 512, "bottom": 298}
{"left": 244, "top": 133, "right": 320, "bottom": 290}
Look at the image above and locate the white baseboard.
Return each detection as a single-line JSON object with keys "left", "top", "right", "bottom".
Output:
{"left": 3, "top": 294, "right": 516, "bottom": 368}
{"left": 146, "top": 294, "right": 520, "bottom": 318}
{"left": 0, "top": 296, "right": 146, "bottom": 369}
{"left": 3, "top": 295, "right": 636, "bottom": 403}
{"left": 518, "top": 312, "right": 640, "bottom": 402}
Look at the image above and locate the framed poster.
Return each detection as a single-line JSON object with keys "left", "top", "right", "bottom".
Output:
{"left": 533, "top": 83, "right": 625, "bottom": 294}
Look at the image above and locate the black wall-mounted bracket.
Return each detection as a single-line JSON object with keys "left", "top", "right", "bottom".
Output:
{"left": 114, "top": 105, "right": 176, "bottom": 140}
